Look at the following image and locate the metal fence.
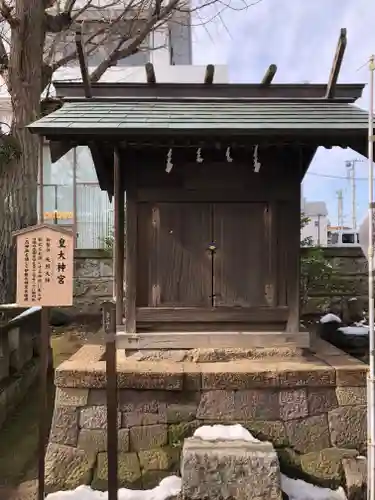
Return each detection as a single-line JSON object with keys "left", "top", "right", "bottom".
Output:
{"left": 37, "top": 183, "right": 114, "bottom": 249}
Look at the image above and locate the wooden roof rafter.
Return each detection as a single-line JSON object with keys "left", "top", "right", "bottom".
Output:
{"left": 325, "top": 28, "right": 347, "bottom": 99}
{"left": 261, "top": 64, "right": 277, "bottom": 86}
{"left": 144, "top": 62, "right": 216, "bottom": 84}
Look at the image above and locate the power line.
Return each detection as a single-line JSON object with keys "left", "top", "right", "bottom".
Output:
{"left": 306, "top": 171, "right": 369, "bottom": 181}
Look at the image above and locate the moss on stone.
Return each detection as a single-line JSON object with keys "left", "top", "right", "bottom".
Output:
{"left": 92, "top": 452, "right": 142, "bottom": 491}
{"left": 138, "top": 446, "right": 180, "bottom": 472}
{"left": 277, "top": 447, "right": 359, "bottom": 489}
{"left": 300, "top": 448, "right": 359, "bottom": 489}
{"left": 168, "top": 420, "right": 199, "bottom": 446}
{"left": 142, "top": 470, "right": 171, "bottom": 489}
{"left": 244, "top": 420, "right": 289, "bottom": 447}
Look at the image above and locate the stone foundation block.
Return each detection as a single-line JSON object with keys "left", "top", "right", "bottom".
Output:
{"left": 130, "top": 424, "right": 168, "bottom": 451}
{"left": 279, "top": 389, "right": 308, "bottom": 421}
{"left": 77, "top": 428, "right": 129, "bottom": 453}
{"left": 336, "top": 387, "right": 367, "bottom": 406}
{"left": 138, "top": 447, "right": 180, "bottom": 472}
{"left": 55, "top": 388, "right": 89, "bottom": 407}
{"left": 285, "top": 414, "right": 330, "bottom": 454}
{"left": 328, "top": 405, "right": 366, "bottom": 451}
{"left": 342, "top": 456, "right": 367, "bottom": 500}
{"left": 44, "top": 443, "right": 95, "bottom": 492}
{"left": 79, "top": 405, "right": 121, "bottom": 429}
{"left": 92, "top": 452, "right": 142, "bottom": 490}
{"left": 307, "top": 388, "right": 338, "bottom": 416}
{"left": 181, "top": 437, "right": 282, "bottom": 500}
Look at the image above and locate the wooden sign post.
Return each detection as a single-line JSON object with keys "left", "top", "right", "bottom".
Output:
{"left": 13, "top": 224, "right": 74, "bottom": 500}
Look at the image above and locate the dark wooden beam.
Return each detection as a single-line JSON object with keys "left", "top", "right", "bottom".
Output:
{"left": 261, "top": 64, "right": 277, "bottom": 86}
{"left": 125, "top": 188, "right": 137, "bottom": 333}
{"left": 75, "top": 27, "right": 92, "bottom": 98}
{"left": 113, "top": 147, "right": 125, "bottom": 326}
{"left": 145, "top": 62, "right": 156, "bottom": 84}
{"left": 53, "top": 81, "right": 364, "bottom": 101}
{"left": 325, "top": 28, "right": 347, "bottom": 99}
{"left": 49, "top": 140, "right": 74, "bottom": 163}
{"left": 204, "top": 64, "right": 215, "bottom": 84}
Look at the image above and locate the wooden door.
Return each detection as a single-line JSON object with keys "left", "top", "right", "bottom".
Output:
{"left": 213, "top": 203, "right": 267, "bottom": 307}
{"left": 150, "top": 203, "right": 212, "bottom": 307}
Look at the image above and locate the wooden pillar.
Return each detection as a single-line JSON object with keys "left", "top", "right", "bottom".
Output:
{"left": 125, "top": 187, "right": 137, "bottom": 333}
{"left": 286, "top": 181, "right": 301, "bottom": 333}
{"left": 114, "top": 147, "right": 125, "bottom": 326}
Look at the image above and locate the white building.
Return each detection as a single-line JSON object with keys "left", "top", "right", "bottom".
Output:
{"left": 301, "top": 199, "right": 329, "bottom": 247}
{"left": 0, "top": 6, "right": 228, "bottom": 249}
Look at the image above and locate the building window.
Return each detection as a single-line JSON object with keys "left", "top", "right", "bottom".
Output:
{"left": 39, "top": 145, "right": 114, "bottom": 250}
{"left": 342, "top": 233, "right": 355, "bottom": 244}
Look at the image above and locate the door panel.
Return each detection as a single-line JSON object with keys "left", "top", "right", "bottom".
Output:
{"left": 213, "top": 203, "right": 267, "bottom": 307}
{"left": 150, "top": 203, "right": 212, "bottom": 307}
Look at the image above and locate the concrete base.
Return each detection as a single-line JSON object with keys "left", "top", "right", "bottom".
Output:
{"left": 45, "top": 338, "right": 368, "bottom": 492}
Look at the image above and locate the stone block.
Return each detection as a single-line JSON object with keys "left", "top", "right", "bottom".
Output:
{"left": 328, "top": 405, "right": 366, "bottom": 451}
{"left": 166, "top": 403, "right": 198, "bottom": 423}
{"left": 181, "top": 437, "right": 282, "bottom": 500}
{"left": 87, "top": 389, "right": 107, "bottom": 406}
{"left": 117, "top": 368, "right": 183, "bottom": 390}
{"left": 50, "top": 423, "right": 78, "bottom": 447}
{"left": 235, "top": 390, "right": 280, "bottom": 421}
{"left": 279, "top": 389, "right": 308, "bottom": 421}
{"left": 130, "top": 424, "right": 168, "bottom": 451}
{"left": 336, "top": 367, "right": 367, "bottom": 387}
{"left": 142, "top": 470, "right": 171, "bottom": 489}
{"left": 138, "top": 447, "right": 180, "bottom": 472}
{"left": 92, "top": 452, "right": 142, "bottom": 490}
{"left": 336, "top": 387, "right": 367, "bottom": 406}
{"left": 77, "top": 428, "right": 129, "bottom": 453}
{"left": 118, "top": 390, "right": 167, "bottom": 413}
{"left": 168, "top": 421, "right": 199, "bottom": 446}
{"left": 278, "top": 367, "right": 335, "bottom": 387}
{"left": 307, "top": 388, "right": 338, "bottom": 416}
{"left": 285, "top": 414, "right": 331, "bottom": 454}
{"left": 122, "top": 411, "right": 166, "bottom": 427}
{"left": 342, "top": 456, "right": 367, "bottom": 500}
{"left": 52, "top": 404, "right": 78, "bottom": 426}
{"left": 300, "top": 448, "right": 359, "bottom": 489}
{"left": 196, "top": 390, "right": 236, "bottom": 420}
{"left": 244, "top": 421, "right": 288, "bottom": 448}
{"left": 183, "top": 365, "right": 202, "bottom": 391}
{"left": 79, "top": 406, "right": 121, "bottom": 429}
{"left": 201, "top": 367, "right": 279, "bottom": 390}
{"left": 55, "top": 388, "right": 89, "bottom": 407}
{"left": 44, "top": 443, "right": 95, "bottom": 492}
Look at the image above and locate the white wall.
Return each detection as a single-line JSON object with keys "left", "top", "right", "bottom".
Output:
{"left": 301, "top": 214, "right": 328, "bottom": 247}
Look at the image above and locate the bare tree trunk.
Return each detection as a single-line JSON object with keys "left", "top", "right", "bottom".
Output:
{"left": 0, "top": 0, "right": 45, "bottom": 303}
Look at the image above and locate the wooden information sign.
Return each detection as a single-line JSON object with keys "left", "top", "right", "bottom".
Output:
{"left": 14, "top": 224, "right": 74, "bottom": 307}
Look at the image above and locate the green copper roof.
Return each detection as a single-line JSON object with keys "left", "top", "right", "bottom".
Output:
{"left": 28, "top": 100, "right": 369, "bottom": 134}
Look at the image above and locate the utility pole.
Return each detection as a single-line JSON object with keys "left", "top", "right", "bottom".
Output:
{"left": 346, "top": 159, "right": 364, "bottom": 229}
{"left": 336, "top": 189, "right": 344, "bottom": 229}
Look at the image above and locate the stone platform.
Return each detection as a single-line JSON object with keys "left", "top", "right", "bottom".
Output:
{"left": 45, "top": 338, "right": 368, "bottom": 492}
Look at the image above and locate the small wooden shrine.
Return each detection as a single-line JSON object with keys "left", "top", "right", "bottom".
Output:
{"left": 29, "top": 29, "right": 368, "bottom": 349}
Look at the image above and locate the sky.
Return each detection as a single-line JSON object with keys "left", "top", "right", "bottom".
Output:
{"left": 191, "top": 0, "right": 375, "bottom": 227}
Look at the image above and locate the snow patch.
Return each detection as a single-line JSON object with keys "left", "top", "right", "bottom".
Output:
{"left": 193, "top": 424, "right": 260, "bottom": 442}
{"left": 338, "top": 326, "right": 369, "bottom": 336}
{"left": 320, "top": 313, "right": 342, "bottom": 324}
{"left": 45, "top": 476, "right": 182, "bottom": 500}
{"left": 281, "top": 474, "right": 347, "bottom": 500}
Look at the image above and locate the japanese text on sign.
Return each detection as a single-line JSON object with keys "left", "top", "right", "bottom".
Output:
{"left": 15, "top": 225, "right": 73, "bottom": 307}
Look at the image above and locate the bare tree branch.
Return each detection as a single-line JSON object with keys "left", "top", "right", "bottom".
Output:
{"left": 0, "top": 0, "right": 18, "bottom": 28}
{"left": 90, "top": 0, "right": 180, "bottom": 82}
{"left": 0, "top": 35, "right": 8, "bottom": 76}
{"left": 45, "top": 12, "right": 72, "bottom": 32}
